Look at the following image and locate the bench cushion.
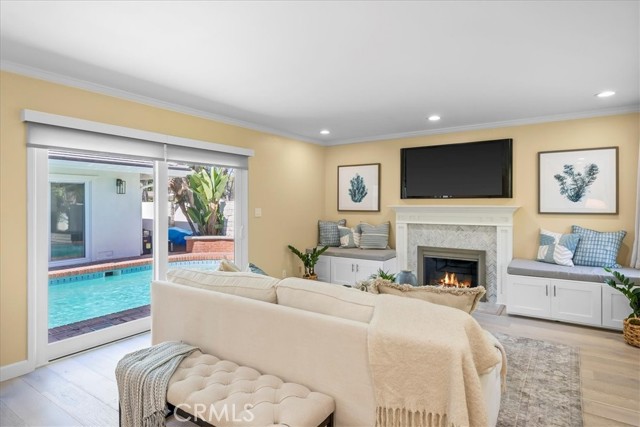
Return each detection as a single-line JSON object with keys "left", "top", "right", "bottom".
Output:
{"left": 508, "top": 259, "right": 640, "bottom": 283}
{"left": 320, "top": 247, "right": 397, "bottom": 261}
{"left": 168, "top": 351, "right": 335, "bottom": 426}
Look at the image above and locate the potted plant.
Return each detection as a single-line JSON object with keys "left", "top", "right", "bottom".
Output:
{"left": 370, "top": 268, "right": 397, "bottom": 282}
{"left": 604, "top": 267, "right": 640, "bottom": 348}
{"left": 287, "top": 245, "right": 329, "bottom": 280}
{"left": 356, "top": 269, "right": 397, "bottom": 292}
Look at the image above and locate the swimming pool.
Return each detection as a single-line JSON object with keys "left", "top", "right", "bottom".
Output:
{"left": 48, "top": 260, "right": 220, "bottom": 328}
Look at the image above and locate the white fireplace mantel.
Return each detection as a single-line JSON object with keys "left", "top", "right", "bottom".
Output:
{"left": 390, "top": 205, "right": 520, "bottom": 304}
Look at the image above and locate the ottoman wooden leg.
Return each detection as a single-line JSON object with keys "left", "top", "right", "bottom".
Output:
{"left": 320, "top": 412, "right": 334, "bottom": 427}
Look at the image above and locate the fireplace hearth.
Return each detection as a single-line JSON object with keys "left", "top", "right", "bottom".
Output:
{"left": 418, "top": 246, "right": 486, "bottom": 288}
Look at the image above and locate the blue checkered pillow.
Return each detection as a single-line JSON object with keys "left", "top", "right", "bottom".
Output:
{"left": 571, "top": 225, "right": 626, "bottom": 268}
{"left": 536, "top": 229, "right": 580, "bottom": 267}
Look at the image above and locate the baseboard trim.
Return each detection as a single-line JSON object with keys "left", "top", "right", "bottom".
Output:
{"left": 0, "top": 359, "right": 35, "bottom": 382}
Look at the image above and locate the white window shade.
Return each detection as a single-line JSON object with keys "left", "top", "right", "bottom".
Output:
{"left": 23, "top": 110, "right": 253, "bottom": 168}
{"left": 27, "top": 123, "right": 165, "bottom": 161}
{"left": 165, "top": 144, "right": 248, "bottom": 169}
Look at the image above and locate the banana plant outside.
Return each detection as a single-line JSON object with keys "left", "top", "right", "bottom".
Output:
{"left": 169, "top": 166, "right": 232, "bottom": 236}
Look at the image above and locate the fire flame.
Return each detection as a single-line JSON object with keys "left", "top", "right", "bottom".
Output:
{"left": 439, "top": 272, "right": 471, "bottom": 288}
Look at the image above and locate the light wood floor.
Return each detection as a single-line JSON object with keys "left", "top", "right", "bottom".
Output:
{"left": 474, "top": 312, "right": 640, "bottom": 427}
{"left": 1, "top": 313, "right": 638, "bottom": 427}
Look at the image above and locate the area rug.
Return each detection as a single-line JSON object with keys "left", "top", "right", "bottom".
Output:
{"left": 494, "top": 332, "right": 583, "bottom": 427}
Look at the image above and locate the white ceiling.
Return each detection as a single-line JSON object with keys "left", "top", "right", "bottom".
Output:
{"left": 1, "top": 1, "right": 638, "bottom": 145}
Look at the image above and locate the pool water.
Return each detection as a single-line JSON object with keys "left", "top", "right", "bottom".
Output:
{"left": 48, "top": 261, "right": 219, "bottom": 328}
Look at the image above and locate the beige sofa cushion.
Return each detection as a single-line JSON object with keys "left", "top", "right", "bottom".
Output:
{"left": 276, "top": 278, "right": 376, "bottom": 323}
{"left": 375, "top": 282, "right": 486, "bottom": 314}
{"left": 166, "top": 269, "right": 279, "bottom": 303}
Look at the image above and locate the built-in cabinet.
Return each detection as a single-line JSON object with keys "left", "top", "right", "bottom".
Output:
{"left": 315, "top": 255, "right": 397, "bottom": 286}
{"left": 602, "top": 285, "right": 630, "bottom": 329}
{"left": 507, "top": 274, "right": 628, "bottom": 330}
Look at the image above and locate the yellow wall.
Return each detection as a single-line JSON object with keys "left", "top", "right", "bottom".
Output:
{"left": 2, "top": 69, "right": 638, "bottom": 368}
{"left": 323, "top": 114, "right": 639, "bottom": 265}
{"left": 0, "top": 71, "right": 325, "bottom": 366}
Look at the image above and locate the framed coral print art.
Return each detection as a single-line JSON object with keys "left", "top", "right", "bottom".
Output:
{"left": 338, "top": 163, "right": 380, "bottom": 212}
{"left": 538, "top": 147, "right": 618, "bottom": 214}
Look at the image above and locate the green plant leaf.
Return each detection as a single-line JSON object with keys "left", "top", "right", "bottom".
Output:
{"left": 604, "top": 268, "right": 640, "bottom": 317}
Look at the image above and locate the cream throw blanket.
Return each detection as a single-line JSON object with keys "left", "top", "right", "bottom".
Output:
{"left": 368, "top": 295, "right": 503, "bottom": 427}
{"left": 116, "top": 341, "right": 198, "bottom": 427}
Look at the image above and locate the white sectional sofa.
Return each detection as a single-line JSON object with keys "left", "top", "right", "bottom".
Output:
{"left": 151, "top": 270, "right": 503, "bottom": 427}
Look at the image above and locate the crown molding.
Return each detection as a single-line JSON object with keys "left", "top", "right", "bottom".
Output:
{"left": 325, "top": 105, "right": 640, "bottom": 146}
{"left": 3, "top": 60, "right": 638, "bottom": 148}
{"left": 1, "top": 60, "right": 323, "bottom": 146}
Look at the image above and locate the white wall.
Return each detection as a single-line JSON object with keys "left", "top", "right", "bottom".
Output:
{"left": 50, "top": 166, "right": 142, "bottom": 261}
{"left": 91, "top": 172, "right": 142, "bottom": 260}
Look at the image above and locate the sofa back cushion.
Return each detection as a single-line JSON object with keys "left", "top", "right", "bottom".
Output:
{"left": 166, "top": 269, "right": 279, "bottom": 303}
{"left": 276, "top": 278, "right": 376, "bottom": 323}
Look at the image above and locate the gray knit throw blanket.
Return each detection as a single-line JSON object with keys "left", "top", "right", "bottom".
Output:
{"left": 116, "top": 341, "right": 198, "bottom": 427}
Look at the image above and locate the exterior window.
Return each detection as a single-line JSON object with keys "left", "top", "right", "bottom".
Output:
{"left": 50, "top": 182, "right": 86, "bottom": 261}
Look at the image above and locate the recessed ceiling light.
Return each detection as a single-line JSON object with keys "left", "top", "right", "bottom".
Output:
{"left": 320, "top": 129, "right": 331, "bottom": 135}
{"left": 428, "top": 115, "right": 441, "bottom": 121}
{"left": 596, "top": 91, "right": 616, "bottom": 98}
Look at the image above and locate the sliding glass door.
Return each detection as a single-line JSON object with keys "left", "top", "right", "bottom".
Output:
{"left": 44, "top": 152, "right": 155, "bottom": 359}
{"left": 36, "top": 151, "right": 245, "bottom": 362}
{"left": 25, "top": 110, "right": 251, "bottom": 367}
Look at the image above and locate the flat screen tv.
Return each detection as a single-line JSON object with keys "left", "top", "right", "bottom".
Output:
{"left": 401, "top": 139, "right": 513, "bottom": 199}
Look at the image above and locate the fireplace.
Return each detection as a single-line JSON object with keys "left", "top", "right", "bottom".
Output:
{"left": 418, "top": 246, "right": 486, "bottom": 288}
{"left": 391, "top": 205, "right": 519, "bottom": 303}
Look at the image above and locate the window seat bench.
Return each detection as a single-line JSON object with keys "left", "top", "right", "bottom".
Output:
{"left": 506, "top": 258, "right": 638, "bottom": 330}
{"left": 314, "top": 247, "right": 397, "bottom": 286}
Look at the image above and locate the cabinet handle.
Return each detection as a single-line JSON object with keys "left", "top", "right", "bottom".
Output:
{"left": 351, "top": 264, "right": 354, "bottom": 272}
{"left": 554, "top": 285, "right": 556, "bottom": 297}
{"left": 545, "top": 285, "right": 548, "bottom": 296}
{"left": 356, "top": 264, "right": 359, "bottom": 272}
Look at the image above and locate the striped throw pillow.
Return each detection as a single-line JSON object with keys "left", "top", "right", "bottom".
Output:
{"left": 536, "top": 229, "right": 580, "bottom": 267}
{"left": 359, "top": 222, "right": 390, "bottom": 249}
{"left": 571, "top": 225, "right": 626, "bottom": 268}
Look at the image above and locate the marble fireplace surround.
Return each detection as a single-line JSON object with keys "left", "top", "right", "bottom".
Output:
{"left": 391, "top": 205, "right": 519, "bottom": 304}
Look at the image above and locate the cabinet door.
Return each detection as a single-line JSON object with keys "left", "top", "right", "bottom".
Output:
{"left": 602, "top": 285, "right": 629, "bottom": 330}
{"left": 354, "top": 259, "right": 381, "bottom": 282}
{"left": 315, "top": 256, "right": 331, "bottom": 283}
{"left": 507, "top": 275, "right": 552, "bottom": 318}
{"left": 331, "top": 257, "right": 357, "bottom": 286}
{"left": 551, "top": 280, "right": 601, "bottom": 326}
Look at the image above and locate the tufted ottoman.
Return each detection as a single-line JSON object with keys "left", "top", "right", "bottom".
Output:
{"left": 166, "top": 350, "right": 335, "bottom": 427}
